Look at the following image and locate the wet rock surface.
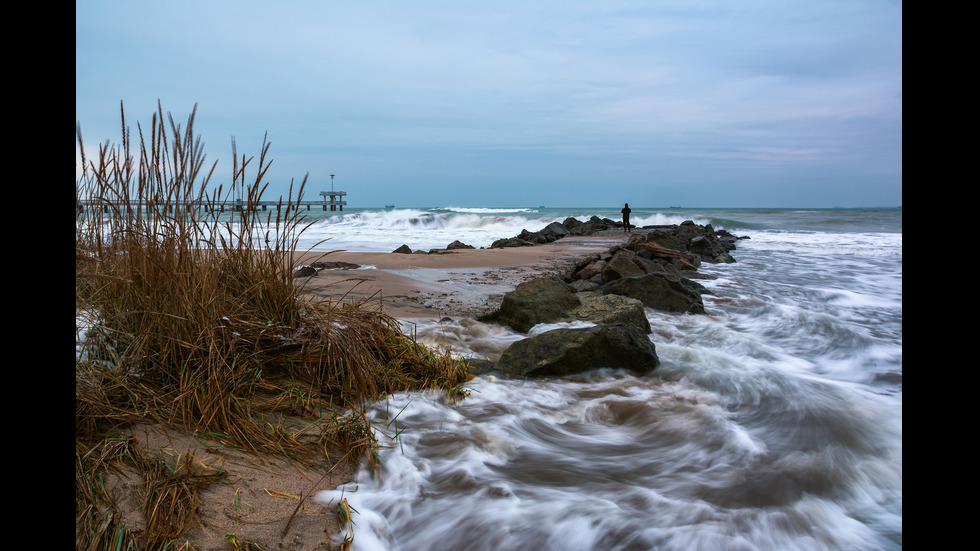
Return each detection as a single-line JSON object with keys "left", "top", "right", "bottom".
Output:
{"left": 496, "top": 323, "right": 660, "bottom": 378}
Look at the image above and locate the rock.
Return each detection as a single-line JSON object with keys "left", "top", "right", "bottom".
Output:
{"left": 463, "top": 358, "right": 500, "bottom": 377}
{"left": 293, "top": 261, "right": 362, "bottom": 277}
{"left": 673, "top": 220, "right": 705, "bottom": 243}
{"left": 600, "top": 272, "right": 707, "bottom": 314}
{"left": 510, "top": 222, "right": 569, "bottom": 244}
{"left": 562, "top": 292, "right": 651, "bottom": 333}
{"left": 625, "top": 233, "right": 646, "bottom": 248}
{"left": 557, "top": 218, "right": 745, "bottom": 286}
{"left": 392, "top": 244, "right": 413, "bottom": 254}
{"left": 573, "top": 258, "right": 606, "bottom": 281}
{"left": 632, "top": 241, "right": 701, "bottom": 271}
{"left": 490, "top": 237, "right": 536, "bottom": 248}
{"left": 688, "top": 234, "right": 736, "bottom": 263}
{"left": 568, "top": 279, "right": 601, "bottom": 292}
{"left": 562, "top": 217, "right": 584, "bottom": 233}
{"left": 292, "top": 266, "right": 317, "bottom": 278}
{"left": 497, "top": 323, "right": 659, "bottom": 378}
{"left": 489, "top": 214, "right": 629, "bottom": 247}
{"left": 644, "top": 229, "right": 689, "bottom": 253}
{"left": 601, "top": 249, "right": 649, "bottom": 282}
{"left": 310, "top": 261, "right": 361, "bottom": 270}
{"left": 497, "top": 276, "right": 582, "bottom": 333}
{"left": 538, "top": 221, "right": 570, "bottom": 241}
{"left": 517, "top": 229, "right": 551, "bottom": 244}
{"left": 641, "top": 259, "right": 685, "bottom": 279}
{"left": 447, "top": 240, "right": 475, "bottom": 250}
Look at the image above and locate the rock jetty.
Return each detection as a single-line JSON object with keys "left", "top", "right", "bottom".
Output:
{"left": 472, "top": 218, "right": 748, "bottom": 379}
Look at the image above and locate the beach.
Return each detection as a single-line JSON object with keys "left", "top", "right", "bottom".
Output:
{"left": 295, "top": 231, "right": 636, "bottom": 320}
{"left": 105, "top": 232, "right": 635, "bottom": 551}
{"left": 83, "top": 207, "right": 902, "bottom": 550}
{"left": 115, "top": 233, "right": 637, "bottom": 551}
{"left": 297, "top": 207, "right": 902, "bottom": 551}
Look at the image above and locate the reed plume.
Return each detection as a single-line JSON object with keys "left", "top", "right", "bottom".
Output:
{"left": 75, "top": 101, "right": 469, "bottom": 549}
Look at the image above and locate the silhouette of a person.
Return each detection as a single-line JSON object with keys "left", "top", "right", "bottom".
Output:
{"left": 621, "top": 203, "right": 632, "bottom": 233}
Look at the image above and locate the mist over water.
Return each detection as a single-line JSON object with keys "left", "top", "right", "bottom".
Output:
{"left": 302, "top": 207, "right": 902, "bottom": 550}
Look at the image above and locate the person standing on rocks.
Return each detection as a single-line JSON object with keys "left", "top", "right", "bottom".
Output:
{"left": 621, "top": 203, "right": 632, "bottom": 233}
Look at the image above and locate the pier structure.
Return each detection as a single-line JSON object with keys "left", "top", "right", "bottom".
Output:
{"left": 77, "top": 190, "right": 347, "bottom": 214}
{"left": 320, "top": 190, "right": 346, "bottom": 211}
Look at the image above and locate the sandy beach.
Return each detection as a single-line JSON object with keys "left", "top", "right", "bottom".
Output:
{"left": 294, "top": 232, "right": 636, "bottom": 320}
{"left": 95, "top": 233, "right": 638, "bottom": 551}
{"left": 79, "top": 212, "right": 904, "bottom": 549}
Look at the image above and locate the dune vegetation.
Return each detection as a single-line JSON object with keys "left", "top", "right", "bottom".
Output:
{"left": 75, "top": 102, "right": 470, "bottom": 550}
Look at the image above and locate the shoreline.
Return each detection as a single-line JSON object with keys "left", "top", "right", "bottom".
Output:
{"left": 294, "top": 231, "right": 641, "bottom": 320}
{"left": 143, "top": 231, "right": 635, "bottom": 549}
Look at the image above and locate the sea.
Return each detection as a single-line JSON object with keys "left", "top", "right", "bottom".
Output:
{"left": 298, "top": 206, "right": 902, "bottom": 550}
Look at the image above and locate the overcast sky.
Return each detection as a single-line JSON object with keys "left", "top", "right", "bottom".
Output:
{"left": 76, "top": 1, "right": 902, "bottom": 208}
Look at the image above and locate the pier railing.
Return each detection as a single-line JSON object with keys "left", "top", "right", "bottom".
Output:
{"left": 77, "top": 191, "right": 347, "bottom": 213}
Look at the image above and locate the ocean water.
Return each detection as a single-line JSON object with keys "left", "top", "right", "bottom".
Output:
{"left": 282, "top": 206, "right": 777, "bottom": 253}
{"left": 249, "top": 205, "right": 897, "bottom": 256}
{"left": 77, "top": 202, "right": 901, "bottom": 549}
{"left": 304, "top": 206, "right": 901, "bottom": 550}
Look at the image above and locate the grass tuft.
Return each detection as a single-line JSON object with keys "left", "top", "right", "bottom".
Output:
{"left": 76, "top": 101, "right": 472, "bottom": 548}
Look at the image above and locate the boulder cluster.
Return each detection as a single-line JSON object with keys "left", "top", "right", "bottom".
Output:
{"left": 292, "top": 260, "right": 361, "bottom": 278}
{"left": 392, "top": 214, "right": 641, "bottom": 252}
{"left": 470, "top": 219, "right": 748, "bottom": 379}
{"left": 291, "top": 214, "right": 750, "bottom": 381}
{"left": 489, "top": 215, "right": 621, "bottom": 248}
{"left": 391, "top": 240, "right": 474, "bottom": 254}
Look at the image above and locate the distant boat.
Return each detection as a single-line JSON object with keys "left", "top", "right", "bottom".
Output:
{"left": 669, "top": 206, "right": 682, "bottom": 209}
{"left": 538, "top": 205, "right": 546, "bottom": 209}
{"left": 385, "top": 204, "right": 395, "bottom": 209}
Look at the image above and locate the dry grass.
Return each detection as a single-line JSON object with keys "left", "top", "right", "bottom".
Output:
{"left": 76, "top": 101, "right": 471, "bottom": 550}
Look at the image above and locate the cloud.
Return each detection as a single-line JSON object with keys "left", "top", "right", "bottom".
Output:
{"left": 76, "top": 0, "right": 902, "bottom": 207}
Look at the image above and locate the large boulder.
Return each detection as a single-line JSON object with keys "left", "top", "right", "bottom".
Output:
{"left": 538, "top": 221, "right": 571, "bottom": 241}
{"left": 600, "top": 272, "right": 707, "bottom": 314}
{"left": 497, "top": 276, "right": 582, "bottom": 333}
{"left": 632, "top": 241, "right": 701, "bottom": 271}
{"left": 497, "top": 323, "right": 660, "bottom": 378}
{"left": 573, "top": 258, "right": 606, "bottom": 282}
{"left": 644, "top": 229, "right": 690, "bottom": 253}
{"left": 490, "top": 236, "right": 536, "bottom": 248}
{"left": 517, "top": 228, "right": 551, "bottom": 244}
{"left": 446, "top": 240, "right": 475, "bottom": 250}
{"left": 600, "top": 249, "right": 649, "bottom": 282}
{"left": 673, "top": 220, "right": 706, "bottom": 243}
{"left": 688, "top": 232, "right": 736, "bottom": 263}
{"left": 562, "top": 217, "right": 584, "bottom": 233}
{"left": 562, "top": 292, "right": 651, "bottom": 333}
{"left": 311, "top": 261, "right": 361, "bottom": 270}
{"left": 292, "top": 265, "right": 317, "bottom": 278}
{"left": 561, "top": 215, "right": 617, "bottom": 236}
{"left": 511, "top": 221, "right": 571, "bottom": 244}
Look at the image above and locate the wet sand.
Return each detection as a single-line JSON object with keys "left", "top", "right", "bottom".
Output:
{"left": 294, "top": 232, "right": 635, "bottom": 320}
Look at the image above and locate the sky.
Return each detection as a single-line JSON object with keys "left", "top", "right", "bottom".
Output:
{"left": 75, "top": 1, "right": 902, "bottom": 209}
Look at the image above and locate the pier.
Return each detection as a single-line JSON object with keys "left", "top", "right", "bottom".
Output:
{"left": 77, "top": 190, "right": 347, "bottom": 214}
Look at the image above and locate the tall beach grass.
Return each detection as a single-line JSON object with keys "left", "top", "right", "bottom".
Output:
{"left": 75, "top": 102, "right": 470, "bottom": 549}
